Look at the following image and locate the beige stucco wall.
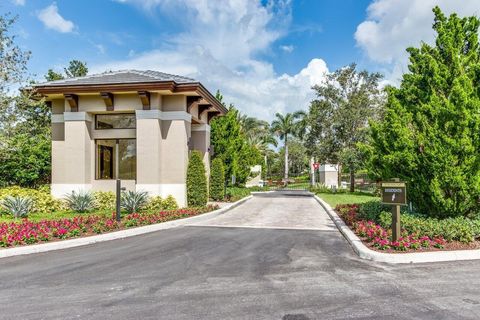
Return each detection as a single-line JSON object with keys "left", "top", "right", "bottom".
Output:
{"left": 136, "top": 118, "right": 162, "bottom": 185}
{"left": 50, "top": 92, "right": 212, "bottom": 207}
{"left": 162, "top": 95, "right": 186, "bottom": 112}
{"left": 191, "top": 125, "right": 210, "bottom": 177}
{"left": 73, "top": 94, "right": 142, "bottom": 112}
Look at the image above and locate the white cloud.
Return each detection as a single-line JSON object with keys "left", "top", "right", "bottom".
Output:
{"left": 94, "top": 44, "right": 106, "bottom": 54}
{"left": 96, "top": 0, "right": 328, "bottom": 120}
{"left": 12, "top": 0, "right": 25, "bottom": 5}
{"left": 37, "top": 3, "right": 75, "bottom": 33}
{"left": 280, "top": 45, "right": 294, "bottom": 53}
{"left": 355, "top": 0, "right": 480, "bottom": 83}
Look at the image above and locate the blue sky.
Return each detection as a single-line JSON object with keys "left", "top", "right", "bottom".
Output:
{"left": 3, "top": 0, "right": 479, "bottom": 119}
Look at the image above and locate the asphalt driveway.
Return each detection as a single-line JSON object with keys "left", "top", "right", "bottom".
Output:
{"left": 0, "top": 193, "right": 479, "bottom": 319}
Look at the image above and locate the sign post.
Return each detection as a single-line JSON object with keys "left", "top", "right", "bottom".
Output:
{"left": 380, "top": 179, "right": 407, "bottom": 242}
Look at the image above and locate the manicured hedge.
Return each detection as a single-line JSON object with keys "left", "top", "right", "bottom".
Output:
{"left": 187, "top": 151, "right": 208, "bottom": 207}
{"left": 355, "top": 200, "right": 480, "bottom": 244}
{"left": 210, "top": 158, "right": 225, "bottom": 201}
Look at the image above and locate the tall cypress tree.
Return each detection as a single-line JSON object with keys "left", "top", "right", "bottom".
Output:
{"left": 367, "top": 7, "right": 480, "bottom": 218}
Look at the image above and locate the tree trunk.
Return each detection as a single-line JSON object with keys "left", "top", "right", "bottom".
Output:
{"left": 284, "top": 136, "right": 288, "bottom": 185}
{"left": 350, "top": 168, "right": 355, "bottom": 193}
{"left": 337, "top": 163, "right": 342, "bottom": 189}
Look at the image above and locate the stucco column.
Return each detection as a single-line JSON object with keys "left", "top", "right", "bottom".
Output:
{"left": 52, "top": 112, "right": 93, "bottom": 197}
{"left": 159, "top": 117, "right": 190, "bottom": 207}
{"left": 191, "top": 124, "right": 211, "bottom": 178}
{"left": 135, "top": 109, "right": 191, "bottom": 207}
{"left": 135, "top": 110, "right": 162, "bottom": 195}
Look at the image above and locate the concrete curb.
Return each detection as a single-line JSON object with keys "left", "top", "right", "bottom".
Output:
{"left": 0, "top": 196, "right": 253, "bottom": 259}
{"left": 314, "top": 195, "right": 480, "bottom": 264}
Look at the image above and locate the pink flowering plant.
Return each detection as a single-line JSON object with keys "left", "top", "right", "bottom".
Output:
{"left": 336, "top": 204, "right": 447, "bottom": 252}
{"left": 0, "top": 205, "right": 218, "bottom": 248}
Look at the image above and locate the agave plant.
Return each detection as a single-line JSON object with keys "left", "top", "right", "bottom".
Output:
{"left": 121, "top": 190, "right": 149, "bottom": 214}
{"left": 64, "top": 190, "right": 96, "bottom": 213}
{"left": 1, "top": 196, "right": 34, "bottom": 218}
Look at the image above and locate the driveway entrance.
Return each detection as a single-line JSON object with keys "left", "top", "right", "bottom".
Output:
{"left": 189, "top": 192, "right": 335, "bottom": 231}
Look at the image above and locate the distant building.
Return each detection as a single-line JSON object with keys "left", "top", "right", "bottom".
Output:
{"left": 319, "top": 164, "right": 338, "bottom": 188}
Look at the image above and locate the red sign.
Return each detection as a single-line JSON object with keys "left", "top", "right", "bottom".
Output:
{"left": 313, "top": 163, "right": 320, "bottom": 170}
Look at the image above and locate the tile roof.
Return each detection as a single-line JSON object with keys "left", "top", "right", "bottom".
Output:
{"left": 36, "top": 70, "right": 197, "bottom": 86}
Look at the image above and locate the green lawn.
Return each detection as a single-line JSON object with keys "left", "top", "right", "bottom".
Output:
{"left": 316, "top": 192, "right": 378, "bottom": 207}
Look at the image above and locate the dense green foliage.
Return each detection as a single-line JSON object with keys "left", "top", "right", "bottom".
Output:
{"left": 210, "top": 158, "right": 225, "bottom": 201}
{"left": 93, "top": 191, "right": 116, "bottom": 211}
{"left": 304, "top": 64, "right": 384, "bottom": 191}
{"left": 366, "top": 8, "right": 480, "bottom": 218}
{"left": 377, "top": 211, "right": 480, "bottom": 244}
{"left": 145, "top": 195, "right": 178, "bottom": 211}
{"left": 210, "top": 105, "right": 261, "bottom": 185}
{"left": 187, "top": 151, "right": 208, "bottom": 206}
{"left": 0, "top": 186, "right": 62, "bottom": 213}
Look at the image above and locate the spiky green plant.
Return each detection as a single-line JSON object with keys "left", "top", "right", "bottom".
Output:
{"left": 121, "top": 190, "right": 149, "bottom": 213}
{"left": 64, "top": 190, "right": 95, "bottom": 213}
{"left": 1, "top": 196, "right": 33, "bottom": 218}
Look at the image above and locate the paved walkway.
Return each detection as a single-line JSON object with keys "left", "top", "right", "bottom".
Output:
{"left": 189, "top": 193, "right": 336, "bottom": 230}
{"left": 0, "top": 193, "right": 479, "bottom": 319}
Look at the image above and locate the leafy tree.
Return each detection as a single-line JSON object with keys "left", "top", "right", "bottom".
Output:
{"left": 45, "top": 69, "right": 64, "bottom": 81}
{"left": 211, "top": 93, "right": 263, "bottom": 185}
{"left": 210, "top": 158, "right": 225, "bottom": 201}
{"left": 45, "top": 60, "right": 88, "bottom": 81}
{"left": 271, "top": 111, "right": 305, "bottom": 182}
{"left": 305, "top": 64, "right": 384, "bottom": 191}
{"left": 187, "top": 151, "right": 208, "bottom": 207}
{"left": 64, "top": 60, "right": 88, "bottom": 78}
{"left": 0, "top": 14, "right": 51, "bottom": 187}
{"left": 366, "top": 7, "right": 480, "bottom": 218}
{"left": 0, "top": 14, "right": 30, "bottom": 91}
{"left": 0, "top": 133, "right": 51, "bottom": 187}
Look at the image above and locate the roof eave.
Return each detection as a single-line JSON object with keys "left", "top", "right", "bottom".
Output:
{"left": 32, "top": 80, "right": 227, "bottom": 114}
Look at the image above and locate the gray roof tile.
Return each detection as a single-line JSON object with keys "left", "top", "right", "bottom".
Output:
{"left": 36, "top": 70, "right": 197, "bottom": 86}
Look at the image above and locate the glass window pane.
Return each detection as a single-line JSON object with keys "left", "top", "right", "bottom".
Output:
{"left": 96, "top": 139, "right": 136, "bottom": 180}
{"left": 118, "top": 140, "right": 136, "bottom": 180}
{"left": 97, "top": 140, "right": 115, "bottom": 179}
{"left": 96, "top": 114, "right": 136, "bottom": 129}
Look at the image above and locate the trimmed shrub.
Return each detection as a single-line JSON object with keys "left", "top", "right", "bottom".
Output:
{"left": 187, "top": 151, "right": 208, "bottom": 207}
{"left": 163, "top": 195, "right": 178, "bottom": 210}
{"left": 0, "top": 186, "right": 62, "bottom": 213}
{"left": 145, "top": 195, "right": 178, "bottom": 212}
{"left": 64, "top": 190, "right": 95, "bottom": 213}
{"left": 210, "top": 158, "right": 225, "bottom": 201}
{"left": 378, "top": 211, "right": 480, "bottom": 243}
{"left": 357, "top": 200, "right": 389, "bottom": 222}
{"left": 93, "top": 191, "right": 115, "bottom": 211}
{"left": 1, "top": 196, "right": 33, "bottom": 218}
{"left": 121, "top": 190, "right": 149, "bottom": 214}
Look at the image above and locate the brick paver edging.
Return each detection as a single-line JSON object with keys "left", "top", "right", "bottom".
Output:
{"left": 0, "top": 196, "right": 253, "bottom": 259}
{"left": 314, "top": 195, "right": 480, "bottom": 264}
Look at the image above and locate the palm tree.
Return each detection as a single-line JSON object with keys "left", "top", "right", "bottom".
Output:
{"left": 271, "top": 111, "right": 306, "bottom": 184}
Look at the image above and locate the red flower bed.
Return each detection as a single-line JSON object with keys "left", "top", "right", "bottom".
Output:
{"left": 336, "top": 204, "right": 446, "bottom": 252}
{"left": 0, "top": 205, "right": 218, "bottom": 248}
